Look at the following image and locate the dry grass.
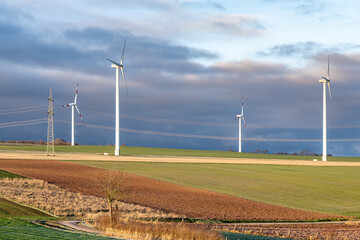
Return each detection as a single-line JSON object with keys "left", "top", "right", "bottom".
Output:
{"left": 0, "top": 178, "right": 182, "bottom": 220}
{"left": 93, "top": 214, "right": 224, "bottom": 240}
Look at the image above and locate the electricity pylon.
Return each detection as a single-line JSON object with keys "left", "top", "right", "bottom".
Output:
{"left": 46, "top": 87, "right": 55, "bottom": 156}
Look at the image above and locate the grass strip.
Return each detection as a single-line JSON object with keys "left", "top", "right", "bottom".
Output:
{"left": 0, "top": 218, "right": 113, "bottom": 240}
{"left": 0, "top": 145, "right": 359, "bottom": 161}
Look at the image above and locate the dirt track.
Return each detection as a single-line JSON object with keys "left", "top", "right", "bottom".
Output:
{"left": 0, "top": 159, "right": 340, "bottom": 221}
{"left": 1, "top": 151, "right": 360, "bottom": 166}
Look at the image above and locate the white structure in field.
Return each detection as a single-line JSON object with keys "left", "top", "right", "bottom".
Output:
{"left": 107, "top": 38, "right": 128, "bottom": 156}
{"left": 319, "top": 56, "right": 332, "bottom": 161}
{"left": 61, "top": 83, "right": 84, "bottom": 146}
{"left": 235, "top": 97, "right": 247, "bottom": 153}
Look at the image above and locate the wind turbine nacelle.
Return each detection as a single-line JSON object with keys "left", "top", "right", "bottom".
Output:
{"left": 236, "top": 115, "right": 242, "bottom": 118}
{"left": 69, "top": 103, "right": 76, "bottom": 107}
{"left": 319, "top": 77, "right": 329, "bottom": 83}
{"left": 111, "top": 64, "right": 119, "bottom": 68}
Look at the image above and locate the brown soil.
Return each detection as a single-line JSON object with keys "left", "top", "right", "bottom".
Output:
{"left": 0, "top": 159, "right": 340, "bottom": 221}
{"left": 214, "top": 222, "right": 360, "bottom": 240}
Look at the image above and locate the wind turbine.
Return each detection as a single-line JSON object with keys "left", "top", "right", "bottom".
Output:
{"left": 235, "top": 97, "right": 247, "bottom": 153}
{"left": 319, "top": 55, "right": 332, "bottom": 161}
{"left": 107, "top": 38, "right": 128, "bottom": 156}
{"left": 61, "top": 83, "right": 84, "bottom": 146}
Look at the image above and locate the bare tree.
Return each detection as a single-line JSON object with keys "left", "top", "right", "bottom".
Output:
{"left": 96, "top": 171, "right": 127, "bottom": 227}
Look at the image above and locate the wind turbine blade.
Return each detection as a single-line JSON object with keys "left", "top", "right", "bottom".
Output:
{"left": 74, "top": 83, "right": 79, "bottom": 104}
{"left": 327, "top": 55, "right": 330, "bottom": 79}
{"left": 241, "top": 96, "right": 244, "bottom": 115}
{"left": 242, "top": 116, "right": 247, "bottom": 126}
{"left": 120, "top": 38, "right": 126, "bottom": 65}
{"left": 61, "top": 104, "right": 70, "bottom": 107}
{"left": 107, "top": 58, "right": 122, "bottom": 67}
{"left": 327, "top": 82, "right": 332, "bottom": 100}
{"left": 242, "top": 117, "right": 248, "bottom": 135}
{"left": 121, "top": 67, "right": 128, "bottom": 95}
{"left": 75, "top": 106, "right": 84, "bottom": 124}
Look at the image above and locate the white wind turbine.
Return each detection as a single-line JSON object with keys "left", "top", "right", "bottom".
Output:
{"left": 319, "top": 55, "right": 332, "bottom": 161}
{"left": 235, "top": 97, "right": 247, "bottom": 153}
{"left": 61, "top": 83, "right": 84, "bottom": 146}
{"left": 107, "top": 38, "right": 128, "bottom": 156}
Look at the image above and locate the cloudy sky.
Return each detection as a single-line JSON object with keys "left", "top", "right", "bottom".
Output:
{"left": 1, "top": 0, "right": 360, "bottom": 156}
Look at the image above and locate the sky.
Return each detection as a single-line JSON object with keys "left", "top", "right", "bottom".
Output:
{"left": 1, "top": 0, "right": 360, "bottom": 156}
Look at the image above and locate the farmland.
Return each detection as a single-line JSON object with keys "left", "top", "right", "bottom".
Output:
{"left": 74, "top": 161, "right": 360, "bottom": 218}
{"left": 0, "top": 159, "right": 338, "bottom": 221}
{"left": 1, "top": 145, "right": 360, "bottom": 162}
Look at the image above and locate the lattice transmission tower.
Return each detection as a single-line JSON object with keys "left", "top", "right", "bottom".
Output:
{"left": 46, "top": 87, "right": 55, "bottom": 156}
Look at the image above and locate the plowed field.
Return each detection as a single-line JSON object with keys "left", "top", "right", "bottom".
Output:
{"left": 0, "top": 159, "right": 339, "bottom": 221}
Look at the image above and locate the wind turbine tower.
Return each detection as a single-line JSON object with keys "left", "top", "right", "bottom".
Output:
{"left": 235, "top": 97, "right": 247, "bottom": 153}
{"left": 107, "top": 38, "right": 128, "bottom": 156}
{"left": 61, "top": 83, "right": 84, "bottom": 146}
{"left": 319, "top": 55, "right": 332, "bottom": 161}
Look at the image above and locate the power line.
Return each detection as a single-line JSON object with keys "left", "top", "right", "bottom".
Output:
{"left": 1, "top": 106, "right": 360, "bottom": 130}
{"left": 0, "top": 118, "right": 47, "bottom": 126}
{"left": 55, "top": 119, "right": 360, "bottom": 142}
{"left": 81, "top": 109, "right": 237, "bottom": 127}
{"left": 0, "top": 119, "right": 47, "bottom": 128}
{"left": 0, "top": 105, "right": 47, "bottom": 113}
{"left": 0, "top": 108, "right": 48, "bottom": 115}
{"left": 2, "top": 117, "right": 359, "bottom": 142}
{"left": 80, "top": 109, "right": 360, "bottom": 130}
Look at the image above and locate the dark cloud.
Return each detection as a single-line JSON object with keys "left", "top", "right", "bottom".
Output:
{"left": 0, "top": 9, "right": 218, "bottom": 78}
{"left": 0, "top": 20, "right": 101, "bottom": 73}
{"left": 64, "top": 27, "right": 218, "bottom": 75}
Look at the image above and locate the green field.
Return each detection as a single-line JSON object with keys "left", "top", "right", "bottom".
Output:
{"left": 1, "top": 145, "right": 360, "bottom": 161}
{"left": 222, "top": 232, "right": 294, "bottom": 240}
{"left": 0, "top": 198, "right": 51, "bottom": 218}
{"left": 0, "top": 218, "right": 113, "bottom": 240}
{"left": 0, "top": 169, "right": 25, "bottom": 179}
{"left": 74, "top": 161, "right": 360, "bottom": 218}
{"left": 0, "top": 145, "right": 111, "bottom": 153}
